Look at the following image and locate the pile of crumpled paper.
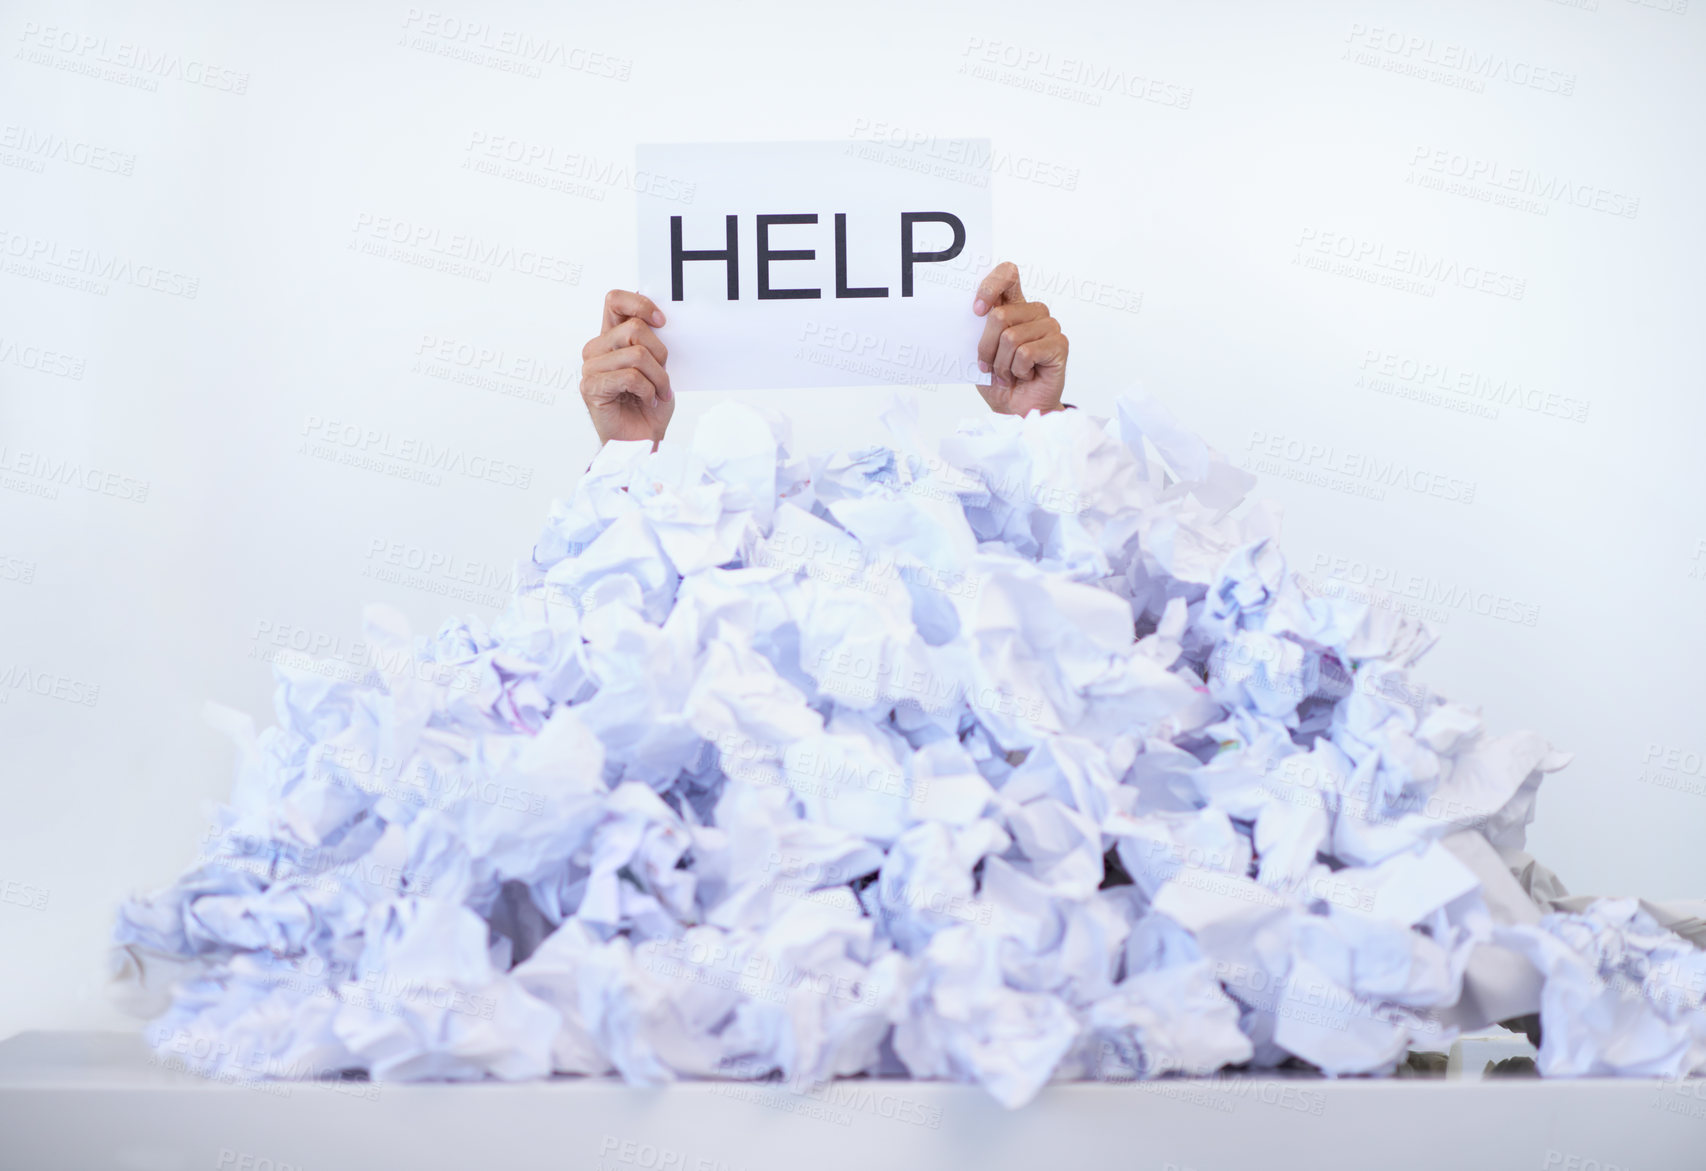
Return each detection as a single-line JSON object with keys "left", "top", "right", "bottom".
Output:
{"left": 113, "top": 397, "right": 1706, "bottom": 1105}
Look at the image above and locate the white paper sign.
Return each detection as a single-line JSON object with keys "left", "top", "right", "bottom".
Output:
{"left": 636, "top": 139, "right": 993, "bottom": 392}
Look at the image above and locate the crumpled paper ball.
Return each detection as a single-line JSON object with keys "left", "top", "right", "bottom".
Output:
{"left": 113, "top": 395, "right": 1706, "bottom": 1105}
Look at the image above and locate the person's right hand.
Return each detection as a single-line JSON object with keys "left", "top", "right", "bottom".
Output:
{"left": 580, "top": 290, "right": 674, "bottom": 447}
{"left": 972, "top": 262, "right": 1068, "bottom": 418}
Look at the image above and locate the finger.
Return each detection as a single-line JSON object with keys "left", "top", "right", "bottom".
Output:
{"left": 602, "top": 289, "right": 666, "bottom": 331}
{"left": 992, "top": 311, "right": 1054, "bottom": 384}
{"left": 585, "top": 317, "right": 668, "bottom": 366}
{"left": 583, "top": 345, "right": 671, "bottom": 401}
{"left": 973, "top": 261, "right": 1024, "bottom": 316}
{"left": 976, "top": 300, "right": 1050, "bottom": 372}
{"left": 992, "top": 323, "right": 1029, "bottom": 387}
{"left": 997, "top": 319, "right": 1057, "bottom": 381}
{"left": 1002, "top": 319, "right": 1061, "bottom": 381}
{"left": 582, "top": 366, "right": 658, "bottom": 409}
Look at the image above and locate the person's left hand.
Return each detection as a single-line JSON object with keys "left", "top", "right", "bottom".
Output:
{"left": 580, "top": 290, "right": 675, "bottom": 447}
{"left": 972, "top": 261, "right": 1069, "bottom": 417}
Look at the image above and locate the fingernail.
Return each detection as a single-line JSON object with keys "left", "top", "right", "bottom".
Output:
{"left": 651, "top": 311, "right": 665, "bottom": 327}
{"left": 977, "top": 360, "right": 991, "bottom": 374}
{"left": 972, "top": 298, "right": 988, "bottom": 315}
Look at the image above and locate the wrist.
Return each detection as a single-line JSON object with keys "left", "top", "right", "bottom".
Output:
{"left": 597, "top": 432, "right": 666, "bottom": 450}
{"left": 594, "top": 418, "right": 669, "bottom": 447}
{"left": 990, "top": 392, "right": 1066, "bottom": 416}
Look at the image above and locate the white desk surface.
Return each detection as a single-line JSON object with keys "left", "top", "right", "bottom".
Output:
{"left": 1, "top": 1031, "right": 1700, "bottom": 1171}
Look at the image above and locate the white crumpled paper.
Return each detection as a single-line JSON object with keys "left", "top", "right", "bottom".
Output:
{"left": 113, "top": 395, "right": 1706, "bottom": 1105}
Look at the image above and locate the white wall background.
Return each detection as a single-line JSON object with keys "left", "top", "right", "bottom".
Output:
{"left": 2, "top": 0, "right": 1703, "bottom": 1043}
